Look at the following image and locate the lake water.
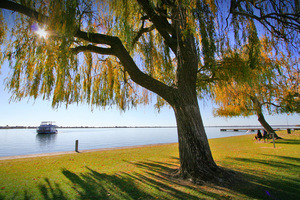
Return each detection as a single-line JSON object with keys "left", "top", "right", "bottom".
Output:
{"left": 0, "top": 127, "right": 253, "bottom": 157}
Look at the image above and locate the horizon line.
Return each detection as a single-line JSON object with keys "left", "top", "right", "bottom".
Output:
{"left": 1, "top": 124, "right": 299, "bottom": 129}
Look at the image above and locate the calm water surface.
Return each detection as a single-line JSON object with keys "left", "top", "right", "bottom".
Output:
{"left": 0, "top": 127, "right": 252, "bottom": 157}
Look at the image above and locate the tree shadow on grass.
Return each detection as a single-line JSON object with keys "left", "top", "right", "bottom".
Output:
{"left": 36, "top": 167, "right": 155, "bottom": 199}
{"left": 64, "top": 167, "right": 156, "bottom": 199}
{"left": 128, "top": 157, "right": 300, "bottom": 200}
{"left": 226, "top": 155, "right": 300, "bottom": 200}
{"left": 38, "top": 178, "right": 68, "bottom": 200}
{"left": 126, "top": 159, "right": 268, "bottom": 199}
{"left": 274, "top": 138, "right": 300, "bottom": 145}
{"left": 124, "top": 160, "right": 235, "bottom": 199}
{"left": 33, "top": 155, "right": 299, "bottom": 199}
{"left": 265, "top": 154, "right": 300, "bottom": 164}
{"left": 32, "top": 158, "right": 240, "bottom": 199}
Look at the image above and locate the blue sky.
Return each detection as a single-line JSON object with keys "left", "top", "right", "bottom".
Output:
{"left": 1, "top": 59, "right": 299, "bottom": 127}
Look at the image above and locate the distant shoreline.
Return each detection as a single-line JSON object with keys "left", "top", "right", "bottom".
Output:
{"left": 0, "top": 125, "right": 299, "bottom": 129}
{"left": 0, "top": 125, "right": 177, "bottom": 129}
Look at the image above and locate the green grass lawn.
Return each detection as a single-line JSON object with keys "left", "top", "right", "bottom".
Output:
{"left": 0, "top": 130, "right": 299, "bottom": 199}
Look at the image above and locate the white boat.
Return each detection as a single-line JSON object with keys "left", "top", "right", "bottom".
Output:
{"left": 37, "top": 121, "right": 58, "bottom": 134}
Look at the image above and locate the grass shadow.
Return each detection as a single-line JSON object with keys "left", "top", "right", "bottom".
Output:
{"left": 128, "top": 156, "right": 300, "bottom": 199}
{"left": 34, "top": 156, "right": 300, "bottom": 200}
{"left": 275, "top": 139, "right": 300, "bottom": 145}
{"left": 34, "top": 158, "right": 243, "bottom": 199}
{"left": 126, "top": 160, "right": 238, "bottom": 199}
{"left": 33, "top": 154, "right": 299, "bottom": 199}
{"left": 127, "top": 159, "right": 277, "bottom": 199}
{"left": 226, "top": 155, "right": 300, "bottom": 200}
{"left": 64, "top": 167, "right": 155, "bottom": 199}
{"left": 38, "top": 178, "right": 68, "bottom": 200}
{"left": 34, "top": 156, "right": 300, "bottom": 199}
{"left": 36, "top": 167, "right": 156, "bottom": 199}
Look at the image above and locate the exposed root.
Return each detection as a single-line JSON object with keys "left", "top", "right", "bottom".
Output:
{"left": 169, "top": 166, "right": 243, "bottom": 187}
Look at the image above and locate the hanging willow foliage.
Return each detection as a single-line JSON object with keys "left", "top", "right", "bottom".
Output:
{"left": 213, "top": 35, "right": 299, "bottom": 118}
{"left": 1, "top": 0, "right": 298, "bottom": 112}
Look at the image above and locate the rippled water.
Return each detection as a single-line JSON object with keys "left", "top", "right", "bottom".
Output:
{"left": 0, "top": 127, "right": 252, "bottom": 157}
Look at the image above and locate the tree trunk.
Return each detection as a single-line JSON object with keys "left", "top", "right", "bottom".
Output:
{"left": 0, "top": 0, "right": 228, "bottom": 184}
{"left": 171, "top": 94, "right": 223, "bottom": 182}
{"left": 257, "top": 113, "right": 281, "bottom": 139}
{"left": 251, "top": 96, "right": 281, "bottom": 139}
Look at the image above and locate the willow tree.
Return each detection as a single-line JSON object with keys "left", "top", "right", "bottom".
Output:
{"left": 213, "top": 39, "right": 299, "bottom": 137}
{"left": 0, "top": 0, "right": 299, "bottom": 182}
{"left": 212, "top": 0, "right": 299, "bottom": 133}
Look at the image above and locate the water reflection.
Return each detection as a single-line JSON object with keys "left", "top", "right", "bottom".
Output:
{"left": 36, "top": 134, "right": 57, "bottom": 150}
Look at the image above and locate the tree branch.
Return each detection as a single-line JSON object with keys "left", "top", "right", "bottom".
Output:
{"left": 132, "top": 23, "right": 155, "bottom": 46}
{"left": 0, "top": 0, "right": 48, "bottom": 23}
{"left": 230, "top": 0, "right": 300, "bottom": 41}
{"left": 71, "top": 45, "right": 114, "bottom": 55}
{"left": 111, "top": 38, "right": 177, "bottom": 105}
{"left": 136, "top": 0, "right": 177, "bottom": 52}
{"left": 0, "top": 0, "right": 119, "bottom": 47}
{"left": 0, "top": 0, "right": 177, "bottom": 105}
{"left": 262, "top": 101, "right": 281, "bottom": 108}
{"left": 74, "top": 30, "right": 120, "bottom": 46}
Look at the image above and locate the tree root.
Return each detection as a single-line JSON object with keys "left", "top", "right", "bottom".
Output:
{"left": 170, "top": 166, "right": 241, "bottom": 186}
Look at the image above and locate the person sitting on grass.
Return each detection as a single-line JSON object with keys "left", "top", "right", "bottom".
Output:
{"left": 255, "top": 130, "right": 262, "bottom": 141}
{"left": 263, "top": 130, "right": 268, "bottom": 138}
{"left": 262, "top": 130, "right": 268, "bottom": 142}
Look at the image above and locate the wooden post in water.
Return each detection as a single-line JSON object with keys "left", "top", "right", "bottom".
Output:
{"left": 75, "top": 140, "right": 79, "bottom": 152}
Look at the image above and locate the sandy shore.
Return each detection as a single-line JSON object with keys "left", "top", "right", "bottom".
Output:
{"left": 0, "top": 142, "right": 177, "bottom": 161}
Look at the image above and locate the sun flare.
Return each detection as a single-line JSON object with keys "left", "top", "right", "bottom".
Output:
{"left": 36, "top": 27, "right": 48, "bottom": 38}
